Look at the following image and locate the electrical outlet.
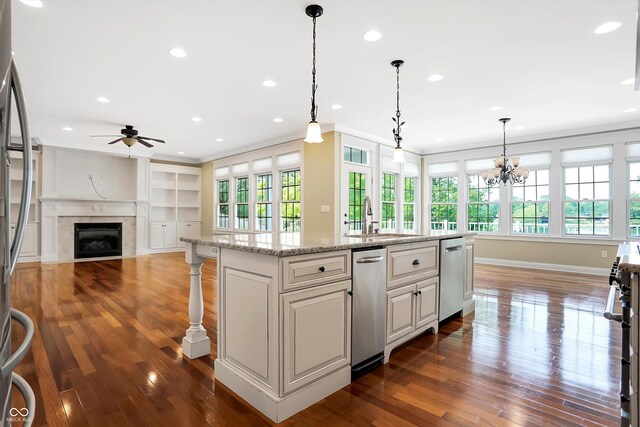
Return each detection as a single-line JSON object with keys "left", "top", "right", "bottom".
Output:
{"left": 601, "top": 250, "right": 608, "bottom": 258}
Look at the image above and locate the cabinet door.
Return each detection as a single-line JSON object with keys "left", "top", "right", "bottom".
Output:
{"left": 282, "top": 280, "right": 351, "bottom": 395}
{"left": 164, "top": 223, "right": 177, "bottom": 248}
{"left": 416, "top": 277, "right": 438, "bottom": 329}
{"left": 149, "top": 223, "right": 164, "bottom": 249}
{"left": 10, "top": 223, "right": 37, "bottom": 257}
{"left": 464, "top": 242, "right": 474, "bottom": 301}
{"left": 177, "top": 223, "right": 188, "bottom": 248}
{"left": 386, "top": 283, "right": 415, "bottom": 344}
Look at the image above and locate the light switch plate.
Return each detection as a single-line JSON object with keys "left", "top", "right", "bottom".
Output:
{"left": 321, "top": 205, "right": 330, "bottom": 213}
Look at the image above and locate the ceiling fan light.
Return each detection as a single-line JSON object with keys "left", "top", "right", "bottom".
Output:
{"left": 392, "top": 146, "right": 405, "bottom": 163}
{"left": 304, "top": 121, "right": 323, "bottom": 143}
{"left": 123, "top": 137, "right": 137, "bottom": 147}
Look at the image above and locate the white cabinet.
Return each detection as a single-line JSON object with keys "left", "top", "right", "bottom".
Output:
{"left": 463, "top": 238, "right": 475, "bottom": 315}
{"left": 387, "top": 241, "right": 438, "bottom": 289}
{"left": 10, "top": 222, "right": 39, "bottom": 258}
{"left": 177, "top": 222, "right": 200, "bottom": 248}
{"left": 9, "top": 151, "right": 40, "bottom": 262}
{"left": 149, "top": 222, "right": 177, "bottom": 249}
{"left": 386, "top": 276, "right": 439, "bottom": 345}
{"left": 282, "top": 280, "right": 351, "bottom": 394}
{"left": 149, "top": 163, "right": 201, "bottom": 252}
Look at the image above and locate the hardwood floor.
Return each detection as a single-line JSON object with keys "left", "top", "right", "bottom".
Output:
{"left": 8, "top": 254, "right": 620, "bottom": 426}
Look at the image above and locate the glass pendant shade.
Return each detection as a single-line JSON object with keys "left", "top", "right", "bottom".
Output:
{"left": 392, "top": 146, "right": 405, "bottom": 163}
{"left": 304, "top": 121, "right": 323, "bottom": 143}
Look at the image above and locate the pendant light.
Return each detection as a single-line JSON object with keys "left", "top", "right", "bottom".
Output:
{"left": 391, "top": 60, "right": 406, "bottom": 163}
{"left": 304, "top": 4, "right": 324, "bottom": 143}
{"left": 481, "top": 118, "right": 529, "bottom": 186}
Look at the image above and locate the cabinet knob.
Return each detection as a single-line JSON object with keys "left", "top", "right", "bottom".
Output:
{"left": 412, "top": 259, "right": 421, "bottom": 266}
{"left": 417, "top": 290, "right": 422, "bottom": 295}
{"left": 347, "top": 290, "right": 353, "bottom": 296}
{"left": 413, "top": 291, "right": 418, "bottom": 296}
{"left": 318, "top": 266, "right": 325, "bottom": 272}
{"left": 343, "top": 221, "right": 349, "bottom": 225}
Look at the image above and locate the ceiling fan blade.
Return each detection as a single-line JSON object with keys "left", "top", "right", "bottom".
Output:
{"left": 108, "top": 137, "right": 125, "bottom": 145}
{"left": 138, "top": 136, "right": 165, "bottom": 143}
{"left": 90, "top": 134, "right": 122, "bottom": 137}
{"left": 137, "top": 139, "right": 154, "bottom": 148}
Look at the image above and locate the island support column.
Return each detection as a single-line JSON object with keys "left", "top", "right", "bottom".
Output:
{"left": 182, "top": 243, "right": 211, "bottom": 359}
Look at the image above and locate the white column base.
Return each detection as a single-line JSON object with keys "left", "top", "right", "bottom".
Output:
{"left": 182, "top": 329, "right": 211, "bottom": 359}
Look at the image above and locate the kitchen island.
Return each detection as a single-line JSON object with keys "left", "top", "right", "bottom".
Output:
{"left": 180, "top": 232, "right": 475, "bottom": 423}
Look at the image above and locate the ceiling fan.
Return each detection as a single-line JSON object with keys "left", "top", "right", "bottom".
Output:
{"left": 91, "top": 125, "right": 165, "bottom": 148}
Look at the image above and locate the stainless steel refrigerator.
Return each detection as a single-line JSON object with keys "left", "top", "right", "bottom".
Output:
{"left": 0, "top": 0, "right": 35, "bottom": 425}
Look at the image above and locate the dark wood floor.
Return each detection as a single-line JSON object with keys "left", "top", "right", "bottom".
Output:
{"left": 8, "top": 254, "right": 620, "bottom": 426}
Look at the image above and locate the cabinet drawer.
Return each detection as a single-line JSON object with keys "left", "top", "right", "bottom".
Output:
{"left": 281, "top": 250, "right": 351, "bottom": 292}
{"left": 387, "top": 241, "right": 438, "bottom": 289}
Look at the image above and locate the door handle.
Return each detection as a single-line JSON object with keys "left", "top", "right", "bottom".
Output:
{"left": 1, "top": 308, "right": 34, "bottom": 377}
{"left": 604, "top": 286, "right": 623, "bottom": 322}
{"left": 412, "top": 259, "right": 421, "bottom": 265}
{"left": 445, "top": 245, "right": 462, "bottom": 252}
{"left": 7, "top": 60, "right": 33, "bottom": 276}
{"left": 356, "top": 256, "right": 384, "bottom": 263}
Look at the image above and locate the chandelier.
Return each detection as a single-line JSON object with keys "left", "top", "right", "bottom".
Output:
{"left": 481, "top": 118, "right": 529, "bottom": 186}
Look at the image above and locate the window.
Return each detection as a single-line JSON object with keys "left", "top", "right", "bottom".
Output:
{"left": 404, "top": 177, "right": 416, "bottom": 231}
{"left": 256, "top": 174, "right": 273, "bottom": 231}
{"left": 217, "top": 179, "right": 229, "bottom": 228}
{"left": 344, "top": 146, "right": 369, "bottom": 165}
{"left": 348, "top": 171, "right": 367, "bottom": 232}
{"left": 431, "top": 177, "right": 457, "bottom": 234}
{"left": 235, "top": 177, "right": 249, "bottom": 229}
{"left": 563, "top": 165, "right": 610, "bottom": 235}
{"left": 467, "top": 174, "right": 499, "bottom": 232}
{"left": 381, "top": 173, "right": 396, "bottom": 230}
{"left": 281, "top": 169, "right": 301, "bottom": 231}
{"left": 630, "top": 163, "right": 640, "bottom": 237}
{"left": 511, "top": 169, "right": 549, "bottom": 234}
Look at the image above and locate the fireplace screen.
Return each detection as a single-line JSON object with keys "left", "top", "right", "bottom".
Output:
{"left": 74, "top": 223, "right": 122, "bottom": 259}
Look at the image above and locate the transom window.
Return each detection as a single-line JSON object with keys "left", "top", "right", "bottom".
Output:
{"left": 344, "top": 146, "right": 369, "bottom": 165}
{"left": 381, "top": 173, "right": 396, "bottom": 230}
{"left": 563, "top": 165, "right": 610, "bottom": 235}
{"left": 467, "top": 174, "right": 499, "bottom": 232}
{"left": 281, "top": 170, "right": 301, "bottom": 231}
{"left": 403, "top": 177, "right": 416, "bottom": 231}
{"left": 511, "top": 169, "right": 549, "bottom": 234}
{"left": 629, "top": 162, "right": 640, "bottom": 236}
{"left": 256, "top": 174, "right": 273, "bottom": 231}
{"left": 217, "top": 179, "right": 229, "bottom": 228}
{"left": 431, "top": 177, "right": 457, "bottom": 235}
{"left": 235, "top": 177, "right": 249, "bottom": 229}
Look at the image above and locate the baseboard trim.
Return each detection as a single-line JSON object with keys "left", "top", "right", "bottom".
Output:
{"left": 475, "top": 257, "right": 609, "bottom": 277}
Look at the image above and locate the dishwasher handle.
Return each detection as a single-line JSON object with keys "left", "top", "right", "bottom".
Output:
{"left": 355, "top": 256, "right": 384, "bottom": 264}
{"left": 604, "top": 285, "right": 623, "bottom": 322}
{"left": 445, "top": 245, "right": 463, "bottom": 253}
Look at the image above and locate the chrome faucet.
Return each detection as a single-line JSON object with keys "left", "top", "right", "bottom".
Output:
{"left": 361, "top": 196, "right": 378, "bottom": 234}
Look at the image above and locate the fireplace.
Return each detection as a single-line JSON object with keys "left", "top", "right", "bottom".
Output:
{"left": 74, "top": 223, "right": 122, "bottom": 259}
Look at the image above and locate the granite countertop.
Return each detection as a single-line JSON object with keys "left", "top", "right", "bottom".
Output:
{"left": 617, "top": 242, "right": 640, "bottom": 273}
{"left": 180, "top": 232, "right": 474, "bottom": 257}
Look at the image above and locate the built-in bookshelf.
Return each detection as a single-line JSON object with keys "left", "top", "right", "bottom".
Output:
{"left": 149, "top": 163, "right": 201, "bottom": 252}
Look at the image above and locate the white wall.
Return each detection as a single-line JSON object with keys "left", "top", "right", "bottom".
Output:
{"left": 42, "top": 146, "right": 137, "bottom": 200}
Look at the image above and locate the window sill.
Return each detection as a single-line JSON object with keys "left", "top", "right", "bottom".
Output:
{"left": 474, "top": 234, "right": 626, "bottom": 246}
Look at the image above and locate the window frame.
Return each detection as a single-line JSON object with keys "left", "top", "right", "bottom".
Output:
{"left": 466, "top": 173, "right": 500, "bottom": 233}
{"left": 628, "top": 161, "right": 640, "bottom": 238}
{"left": 403, "top": 176, "right": 417, "bottom": 233}
{"left": 430, "top": 175, "right": 458, "bottom": 235}
{"left": 509, "top": 168, "right": 550, "bottom": 236}
{"left": 562, "top": 163, "right": 612, "bottom": 237}
{"left": 281, "top": 168, "right": 301, "bottom": 232}
{"left": 255, "top": 173, "right": 273, "bottom": 231}
{"left": 235, "top": 176, "right": 250, "bottom": 230}
{"left": 216, "top": 179, "right": 230, "bottom": 229}
{"left": 381, "top": 172, "right": 397, "bottom": 232}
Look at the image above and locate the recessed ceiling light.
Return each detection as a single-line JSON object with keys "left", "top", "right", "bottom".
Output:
{"left": 19, "top": 0, "right": 43, "bottom": 8}
{"left": 191, "top": 116, "right": 202, "bottom": 122}
{"left": 262, "top": 80, "right": 277, "bottom": 87}
{"left": 515, "top": 126, "right": 525, "bottom": 130}
{"left": 435, "top": 138, "right": 443, "bottom": 142}
{"left": 61, "top": 126, "right": 72, "bottom": 131}
{"left": 363, "top": 30, "right": 382, "bottom": 42}
{"left": 594, "top": 21, "right": 623, "bottom": 34}
{"left": 331, "top": 104, "right": 343, "bottom": 110}
{"left": 624, "top": 107, "right": 638, "bottom": 113}
{"left": 621, "top": 78, "right": 635, "bottom": 85}
{"left": 273, "top": 117, "right": 283, "bottom": 123}
{"left": 178, "top": 151, "right": 185, "bottom": 155}
{"left": 427, "top": 74, "right": 444, "bottom": 82}
{"left": 216, "top": 138, "right": 224, "bottom": 142}
{"left": 169, "top": 48, "right": 187, "bottom": 58}
{"left": 489, "top": 106, "right": 503, "bottom": 111}
{"left": 96, "top": 97, "right": 110, "bottom": 103}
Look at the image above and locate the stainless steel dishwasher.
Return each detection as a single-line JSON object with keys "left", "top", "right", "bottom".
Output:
{"left": 439, "top": 237, "right": 465, "bottom": 320}
{"left": 351, "top": 247, "right": 386, "bottom": 379}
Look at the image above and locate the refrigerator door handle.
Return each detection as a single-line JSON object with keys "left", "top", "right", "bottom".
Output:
{"left": 11, "top": 372, "right": 36, "bottom": 427}
{"left": 7, "top": 59, "right": 32, "bottom": 276}
{"left": 1, "top": 308, "right": 34, "bottom": 377}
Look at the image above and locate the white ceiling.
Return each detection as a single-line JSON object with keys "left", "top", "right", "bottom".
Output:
{"left": 11, "top": 0, "right": 640, "bottom": 162}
